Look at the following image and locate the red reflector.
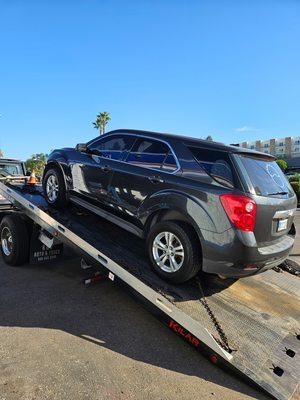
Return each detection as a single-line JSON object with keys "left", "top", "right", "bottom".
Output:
{"left": 244, "top": 264, "right": 259, "bottom": 271}
{"left": 220, "top": 194, "right": 257, "bottom": 232}
{"left": 210, "top": 355, "right": 218, "bottom": 364}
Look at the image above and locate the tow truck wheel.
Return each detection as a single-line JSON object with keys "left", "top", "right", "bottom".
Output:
{"left": 0, "top": 215, "right": 29, "bottom": 266}
{"left": 147, "top": 221, "right": 201, "bottom": 284}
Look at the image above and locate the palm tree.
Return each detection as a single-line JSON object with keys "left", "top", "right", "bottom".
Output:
{"left": 93, "top": 112, "right": 111, "bottom": 135}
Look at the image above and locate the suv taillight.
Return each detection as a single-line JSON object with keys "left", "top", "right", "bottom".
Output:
{"left": 220, "top": 194, "right": 257, "bottom": 232}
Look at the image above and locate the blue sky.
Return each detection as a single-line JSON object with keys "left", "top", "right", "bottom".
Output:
{"left": 0, "top": 0, "right": 299, "bottom": 160}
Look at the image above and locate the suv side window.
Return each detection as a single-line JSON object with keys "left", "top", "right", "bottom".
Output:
{"left": 188, "top": 146, "right": 235, "bottom": 188}
{"left": 88, "top": 135, "right": 135, "bottom": 160}
{"left": 126, "top": 138, "right": 175, "bottom": 171}
{"left": 161, "top": 153, "right": 177, "bottom": 172}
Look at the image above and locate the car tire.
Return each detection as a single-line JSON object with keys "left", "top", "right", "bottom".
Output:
{"left": 43, "top": 167, "right": 68, "bottom": 208}
{"left": 147, "top": 221, "right": 201, "bottom": 284}
{"left": 0, "top": 215, "right": 29, "bottom": 266}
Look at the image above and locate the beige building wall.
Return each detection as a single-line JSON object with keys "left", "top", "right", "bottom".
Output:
{"left": 285, "top": 137, "right": 292, "bottom": 157}
{"left": 270, "top": 139, "right": 276, "bottom": 155}
{"left": 255, "top": 140, "right": 261, "bottom": 151}
{"left": 237, "top": 137, "right": 300, "bottom": 160}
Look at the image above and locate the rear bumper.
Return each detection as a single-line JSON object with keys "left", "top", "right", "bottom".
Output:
{"left": 201, "top": 229, "right": 295, "bottom": 278}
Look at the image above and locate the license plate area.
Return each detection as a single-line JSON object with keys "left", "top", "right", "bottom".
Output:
{"left": 277, "top": 218, "right": 288, "bottom": 232}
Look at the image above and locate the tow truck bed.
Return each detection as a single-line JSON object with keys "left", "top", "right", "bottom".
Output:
{"left": 0, "top": 180, "right": 299, "bottom": 400}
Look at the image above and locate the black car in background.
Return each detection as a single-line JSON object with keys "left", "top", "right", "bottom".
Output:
{"left": 42, "top": 129, "right": 297, "bottom": 283}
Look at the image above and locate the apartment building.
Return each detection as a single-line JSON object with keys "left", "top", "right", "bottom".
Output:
{"left": 236, "top": 136, "right": 300, "bottom": 169}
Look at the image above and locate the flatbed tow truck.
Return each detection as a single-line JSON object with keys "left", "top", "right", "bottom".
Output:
{"left": 0, "top": 177, "right": 299, "bottom": 400}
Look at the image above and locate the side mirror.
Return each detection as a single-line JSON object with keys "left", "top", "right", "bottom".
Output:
{"left": 76, "top": 143, "right": 88, "bottom": 153}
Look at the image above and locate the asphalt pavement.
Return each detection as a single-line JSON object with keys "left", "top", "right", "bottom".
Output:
{"left": 0, "top": 215, "right": 299, "bottom": 400}
{"left": 0, "top": 262, "right": 270, "bottom": 400}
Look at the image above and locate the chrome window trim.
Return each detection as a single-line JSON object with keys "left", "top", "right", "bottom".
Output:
{"left": 88, "top": 132, "right": 181, "bottom": 174}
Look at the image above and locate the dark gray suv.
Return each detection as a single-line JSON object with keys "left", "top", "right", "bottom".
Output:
{"left": 43, "top": 129, "right": 297, "bottom": 283}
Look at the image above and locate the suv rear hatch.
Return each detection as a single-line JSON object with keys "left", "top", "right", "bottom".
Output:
{"left": 233, "top": 153, "right": 297, "bottom": 245}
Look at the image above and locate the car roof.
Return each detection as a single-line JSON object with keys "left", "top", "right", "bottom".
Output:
{"left": 105, "top": 129, "right": 274, "bottom": 159}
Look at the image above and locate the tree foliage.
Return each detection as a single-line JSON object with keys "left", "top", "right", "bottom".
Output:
{"left": 25, "top": 153, "right": 48, "bottom": 177}
{"left": 206, "top": 135, "right": 213, "bottom": 141}
{"left": 288, "top": 174, "right": 300, "bottom": 183}
{"left": 276, "top": 159, "right": 288, "bottom": 171}
{"left": 93, "top": 111, "right": 111, "bottom": 135}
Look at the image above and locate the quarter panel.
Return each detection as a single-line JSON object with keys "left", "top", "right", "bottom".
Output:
{"left": 139, "top": 184, "right": 233, "bottom": 235}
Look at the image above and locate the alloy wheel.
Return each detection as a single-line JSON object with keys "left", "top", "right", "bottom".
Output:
{"left": 46, "top": 174, "right": 59, "bottom": 203}
{"left": 152, "top": 231, "right": 184, "bottom": 273}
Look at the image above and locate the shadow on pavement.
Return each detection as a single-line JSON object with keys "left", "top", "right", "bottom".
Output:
{"left": 0, "top": 256, "right": 267, "bottom": 400}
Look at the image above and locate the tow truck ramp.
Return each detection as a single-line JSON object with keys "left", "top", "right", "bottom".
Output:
{"left": 0, "top": 179, "right": 299, "bottom": 400}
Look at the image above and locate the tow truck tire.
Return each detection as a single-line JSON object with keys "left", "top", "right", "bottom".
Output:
{"left": 0, "top": 215, "right": 29, "bottom": 266}
{"left": 147, "top": 221, "right": 201, "bottom": 284}
{"left": 43, "top": 167, "right": 68, "bottom": 208}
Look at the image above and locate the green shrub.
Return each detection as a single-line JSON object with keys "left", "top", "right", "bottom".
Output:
{"left": 288, "top": 175, "right": 298, "bottom": 183}
{"left": 290, "top": 181, "right": 300, "bottom": 202}
{"left": 276, "top": 159, "right": 288, "bottom": 171}
{"left": 288, "top": 174, "right": 300, "bottom": 183}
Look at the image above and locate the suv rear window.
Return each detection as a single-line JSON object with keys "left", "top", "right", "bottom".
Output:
{"left": 188, "top": 147, "right": 235, "bottom": 188}
{"left": 235, "top": 155, "right": 293, "bottom": 196}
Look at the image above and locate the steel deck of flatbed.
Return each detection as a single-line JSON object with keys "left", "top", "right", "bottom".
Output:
{"left": 0, "top": 180, "right": 299, "bottom": 400}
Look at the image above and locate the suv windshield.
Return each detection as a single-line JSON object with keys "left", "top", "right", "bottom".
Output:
{"left": 235, "top": 155, "right": 293, "bottom": 197}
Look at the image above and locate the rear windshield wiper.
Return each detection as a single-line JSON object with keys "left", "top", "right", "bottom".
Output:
{"left": 267, "top": 191, "right": 289, "bottom": 196}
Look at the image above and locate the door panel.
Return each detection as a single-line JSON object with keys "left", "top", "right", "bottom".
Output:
{"left": 108, "top": 137, "right": 179, "bottom": 219}
{"left": 70, "top": 154, "right": 113, "bottom": 204}
{"left": 70, "top": 134, "right": 136, "bottom": 206}
{"left": 109, "top": 162, "right": 168, "bottom": 218}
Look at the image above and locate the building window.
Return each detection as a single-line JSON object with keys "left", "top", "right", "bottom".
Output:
{"left": 264, "top": 143, "right": 269, "bottom": 148}
{"left": 278, "top": 142, "right": 284, "bottom": 147}
{"left": 250, "top": 145, "right": 255, "bottom": 149}
{"left": 294, "top": 140, "right": 300, "bottom": 145}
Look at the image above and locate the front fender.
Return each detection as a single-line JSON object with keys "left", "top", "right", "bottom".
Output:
{"left": 44, "top": 152, "right": 73, "bottom": 191}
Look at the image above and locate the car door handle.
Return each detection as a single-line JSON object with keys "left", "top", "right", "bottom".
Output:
{"left": 100, "top": 165, "right": 111, "bottom": 173}
{"left": 148, "top": 176, "right": 164, "bottom": 184}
